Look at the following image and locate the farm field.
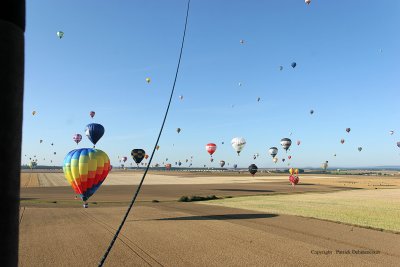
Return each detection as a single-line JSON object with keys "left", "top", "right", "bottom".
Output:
{"left": 19, "top": 171, "right": 400, "bottom": 266}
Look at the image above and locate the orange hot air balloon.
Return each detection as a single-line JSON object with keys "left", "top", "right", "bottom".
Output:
{"left": 144, "top": 154, "right": 149, "bottom": 160}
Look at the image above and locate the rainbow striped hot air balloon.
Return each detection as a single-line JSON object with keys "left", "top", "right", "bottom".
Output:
{"left": 63, "top": 148, "right": 110, "bottom": 207}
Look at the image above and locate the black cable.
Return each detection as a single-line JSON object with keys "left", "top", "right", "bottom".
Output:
{"left": 98, "top": 0, "right": 191, "bottom": 266}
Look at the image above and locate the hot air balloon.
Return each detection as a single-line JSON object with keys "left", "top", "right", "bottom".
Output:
{"left": 389, "top": 131, "right": 394, "bottom": 135}
{"left": 291, "top": 62, "right": 297, "bottom": 68}
{"left": 57, "top": 31, "right": 64, "bottom": 39}
{"left": 85, "top": 123, "right": 105, "bottom": 147}
{"left": 310, "top": 110, "right": 314, "bottom": 115}
{"left": 179, "top": 95, "right": 183, "bottom": 100}
{"left": 269, "top": 147, "right": 278, "bottom": 158}
{"left": 231, "top": 137, "right": 246, "bottom": 155}
{"left": 358, "top": 147, "right": 362, "bottom": 152}
{"left": 206, "top": 143, "right": 217, "bottom": 157}
{"left": 253, "top": 155, "right": 257, "bottom": 160}
{"left": 233, "top": 164, "right": 238, "bottom": 169}
{"left": 90, "top": 111, "right": 95, "bottom": 118}
{"left": 288, "top": 155, "right": 292, "bottom": 160}
{"left": 397, "top": 142, "right": 400, "bottom": 148}
{"left": 219, "top": 160, "right": 225, "bottom": 168}
{"left": 32, "top": 111, "right": 36, "bottom": 116}
{"left": 121, "top": 156, "right": 127, "bottom": 163}
{"left": 240, "top": 39, "right": 245, "bottom": 44}
{"left": 73, "top": 134, "right": 82, "bottom": 145}
{"left": 273, "top": 157, "right": 278, "bottom": 164}
{"left": 210, "top": 158, "right": 214, "bottom": 162}
{"left": 280, "top": 138, "right": 292, "bottom": 152}
{"left": 238, "top": 82, "right": 242, "bottom": 86}
{"left": 131, "top": 149, "right": 145, "bottom": 165}
{"left": 248, "top": 164, "right": 258, "bottom": 176}
{"left": 305, "top": 0, "right": 311, "bottom": 5}
{"left": 282, "top": 158, "right": 286, "bottom": 162}
{"left": 257, "top": 97, "right": 261, "bottom": 102}
{"left": 29, "top": 161, "right": 37, "bottom": 169}
{"left": 53, "top": 152, "right": 56, "bottom": 155}
{"left": 156, "top": 145, "right": 160, "bottom": 150}
{"left": 176, "top": 128, "right": 181, "bottom": 134}
{"left": 321, "top": 161, "right": 328, "bottom": 172}
{"left": 39, "top": 140, "right": 43, "bottom": 143}
{"left": 341, "top": 139, "right": 345, "bottom": 144}
{"left": 334, "top": 154, "right": 337, "bottom": 157}
{"left": 144, "top": 154, "right": 149, "bottom": 160}
{"left": 51, "top": 143, "right": 54, "bottom": 146}
{"left": 297, "top": 140, "right": 301, "bottom": 146}
{"left": 289, "top": 174, "right": 299, "bottom": 187}
{"left": 346, "top": 128, "right": 351, "bottom": 133}
{"left": 279, "top": 66, "right": 283, "bottom": 71}
{"left": 146, "top": 77, "right": 151, "bottom": 83}
{"left": 63, "top": 148, "right": 110, "bottom": 208}
{"left": 178, "top": 161, "right": 182, "bottom": 166}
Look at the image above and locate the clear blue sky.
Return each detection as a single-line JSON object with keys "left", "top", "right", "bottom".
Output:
{"left": 22, "top": 0, "right": 400, "bottom": 168}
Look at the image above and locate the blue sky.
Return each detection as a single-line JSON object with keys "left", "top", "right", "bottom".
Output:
{"left": 22, "top": 0, "right": 400, "bottom": 168}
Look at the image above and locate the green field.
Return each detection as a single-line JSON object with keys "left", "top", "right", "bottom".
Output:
{"left": 203, "top": 189, "right": 400, "bottom": 232}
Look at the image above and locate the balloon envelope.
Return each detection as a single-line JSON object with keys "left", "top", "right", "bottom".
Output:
{"left": 63, "top": 148, "right": 110, "bottom": 201}
{"left": 73, "top": 134, "right": 82, "bottom": 144}
{"left": 206, "top": 143, "right": 217, "bottom": 156}
{"left": 280, "top": 138, "right": 292, "bottom": 152}
{"left": 231, "top": 137, "right": 246, "bottom": 155}
{"left": 85, "top": 123, "right": 105, "bottom": 145}
{"left": 269, "top": 147, "right": 278, "bottom": 158}
{"left": 289, "top": 175, "right": 299, "bottom": 185}
{"left": 131, "top": 149, "right": 146, "bottom": 164}
{"left": 90, "top": 111, "right": 95, "bottom": 118}
{"left": 248, "top": 164, "right": 258, "bottom": 176}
